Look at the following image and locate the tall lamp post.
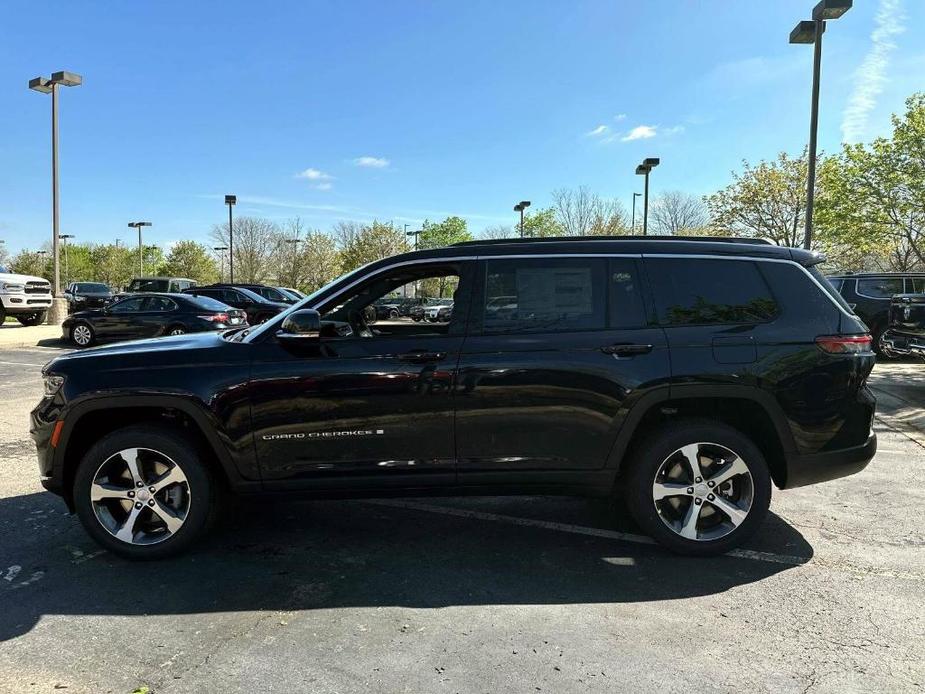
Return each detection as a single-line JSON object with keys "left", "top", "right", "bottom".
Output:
{"left": 213, "top": 246, "right": 228, "bottom": 282}
{"left": 790, "top": 0, "right": 852, "bottom": 250}
{"left": 514, "top": 201, "right": 531, "bottom": 238}
{"left": 635, "top": 158, "right": 659, "bottom": 235}
{"left": 28, "top": 70, "right": 82, "bottom": 323}
{"left": 631, "top": 192, "right": 642, "bottom": 233}
{"left": 405, "top": 227, "right": 422, "bottom": 250}
{"left": 225, "top": 195, "right": 236, "bottom": 282}
{"left": 127, "top": 221, "right": 152, "bottom": 275}
{"left": 59, "top": 233, "right": 74, "bottom": 285}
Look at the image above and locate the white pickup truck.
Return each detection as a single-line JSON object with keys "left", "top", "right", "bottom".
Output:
{"left": 0, "top": 266, "right": 53, "bottom": 326}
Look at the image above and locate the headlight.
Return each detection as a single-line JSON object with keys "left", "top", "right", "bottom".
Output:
{"left": 74, "top": 296, "right": 86, "bottom": 302}
{"left": 1, "top": 282, "right": 25, "bottom": 293}
{"left": 43, "top": 374, "right": 65, "bottom": 397}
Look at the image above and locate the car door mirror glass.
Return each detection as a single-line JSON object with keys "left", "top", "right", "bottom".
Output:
{"left": 278, "top": 309, "right": 321, "bottom": 341}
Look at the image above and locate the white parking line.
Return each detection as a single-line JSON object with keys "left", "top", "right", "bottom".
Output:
{"left": 366, "top": 499, "right": 811, "bottom": 567}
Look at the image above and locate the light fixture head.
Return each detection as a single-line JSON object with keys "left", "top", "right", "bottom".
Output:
{"left": 50, "top": 71, "right": 83, "bottom": 87}
{"left": 635, "top": 165, "right": 650, "bottom": 175}
{"left": 225, "top": 195, "right": 237, "bottom": 205}
{"left": 813, "top": 0, "right": 851, "bottom": 20}
{"left": 643, "top": 158, "right": 660, "bottom": 168}
{"left": 28, "top": 77, "right": 53, "bottom": 94}
{"left": 790, "top": 20, "right": 820, "bottom": 44}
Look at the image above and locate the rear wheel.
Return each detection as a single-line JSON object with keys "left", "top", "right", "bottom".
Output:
{"left": 167, "top": 324, "right": 186, "bottom": 336}
{"left": 73, "top": 425, "right": 219, "bottom": 560}
{"left": 16, "top": 311, "right": 46, "bottom": 326}
{"left": 624, "top": 420, "right": 771, "bottom": 556}
{"left": 70, "top": 321, "right": 95, "bottom": 347}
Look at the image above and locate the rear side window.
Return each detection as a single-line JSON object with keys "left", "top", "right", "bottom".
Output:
{"left": 908, "top": 277, "right": 925, "bottom": 293}
{"left": 809, "top": 268, "right": 855, "bottom": 314}
{"left": 143, "top": 297, "right": 177, "bottom": 311}
{"left": 648, "top": 258, "right": 779, "bottom": 325}
{"left": 857, "top": 278, "right": 903, "bottom": 298}
{"left": 482, "top": 258, "right": 605, "bottom": 334}
{"left": 609, "top": 258, "right": 647, "bottom": 328}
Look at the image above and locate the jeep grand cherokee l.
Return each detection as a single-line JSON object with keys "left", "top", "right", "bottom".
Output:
{"left": 31, "top": 237, "right": 877, "bottom": 560}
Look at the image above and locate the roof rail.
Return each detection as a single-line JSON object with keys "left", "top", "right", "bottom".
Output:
{"left": 452, "top": 235, "right": 772, "bottom": 247}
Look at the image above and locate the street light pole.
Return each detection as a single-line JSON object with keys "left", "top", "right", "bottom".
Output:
{"left": 59, "top": 234, "right": 74, "bottom": 285}
{"left": 213, "top": 246, "right": 228, "bottom": 282}
{"left": 635, "top": 159, "right": 659, "bottom": 236}
{"left": 29, "top": 71, "right": 82, "bottom": 321}
{"left": 631, "top": 193, "right": 642, "bottom": 232}
{"left": 127, "top": 221, "right": 152, "bottom": 275}
{"left": 514, "top": 201, "right": 531, "bottom": 238}
{"left": 225, "top": 195, "right": 237, "bottom": 283}
{"left": 790, "top": 0, "right": 853, "bottom": 249}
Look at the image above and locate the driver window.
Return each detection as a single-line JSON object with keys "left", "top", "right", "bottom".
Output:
{"left": 320, "top": 265, "right": 464, "bottom": 338}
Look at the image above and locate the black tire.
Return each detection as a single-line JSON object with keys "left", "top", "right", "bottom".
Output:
{"left": 388, "top": 309, "right": 399, "bottom": 320}
{"left": 0, "top": 305, "right": 7, "bottom": 323}
{"left": 73, "top": 425, "right": 220, "bottom": 560}
{"left": 871, "top": 324, "right": 893, "bottom": 359}
{"left": 623, "top": 419, "right": 771, "bottom": 556}
{"left": 70, "top": 321, "right": 96, "bottom": 347}
{"left": 16, "top": 311, "right": 46, "bottom": 326}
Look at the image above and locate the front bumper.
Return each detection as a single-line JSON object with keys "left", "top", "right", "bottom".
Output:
{"left": 1, "top": 294, "right": 53, "bottom": 312}
{"left": 783, "top": 430, "right": 877, "bottom": 488}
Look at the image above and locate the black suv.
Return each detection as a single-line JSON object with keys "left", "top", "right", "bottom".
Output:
{"left": 826, "top": 272, "right": 925, "bottom": 353}
{"left": 32, "top": 237, "right": 877, "bottom": 560}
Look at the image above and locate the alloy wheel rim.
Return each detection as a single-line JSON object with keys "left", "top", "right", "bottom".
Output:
{"left": 90, "top": 447, "right": 191, "bottom": 545}
{"left": 73, "top": 325, "right": 91, "bottom": 345}
{"left": 170, "top": 328, "right": 185, "bottom": 335}
{"left": 651, "top": 442, "right": 754, "bottom": 542}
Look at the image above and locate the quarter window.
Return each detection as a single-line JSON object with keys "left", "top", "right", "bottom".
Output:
{"left": 857, "top": 278, "right": 904, "bottom": 298}
{"left": 482, "top": 258, "right": 606, "bottom": 334}
{"left": 648, "top": 258, "right": 778, "bottom": 325}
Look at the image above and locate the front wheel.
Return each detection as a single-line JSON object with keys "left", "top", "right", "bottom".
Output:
{"left": 16, "top": 311, "right": 47, "bottom": 326}
{"left": 73, "top": 425, "right": 219, "bottom": 560}
{"left": 624, "top": 420, "right": 771, "bottom": 556}
{"left": 70, "top": 321, "right": 95, "bottom": 347}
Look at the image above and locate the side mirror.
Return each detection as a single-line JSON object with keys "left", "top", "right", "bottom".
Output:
{"left": 278, "top": 309, "right": 321, "bottom": 341}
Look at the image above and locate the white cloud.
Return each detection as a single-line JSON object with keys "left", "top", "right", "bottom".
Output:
{"left": 296, "top": 168, "right": 333, "bottom": 181}
{"left": 621, "top": 125, "right": 658, "bottom": 142}
{"left": 353, "top": 156, "right": 390, "bottom": 168}
{"left": 586, "top": 124, "right": 609, "bottom": 137}
{"left": 841, "top": 0, "right": 906, "bottom": 144}
{"left": 614, "top": 113, "right": 627, "bottom": 122}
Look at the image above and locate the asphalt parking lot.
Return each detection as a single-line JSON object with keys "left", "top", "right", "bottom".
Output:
{"left": 1, "top": 346, "right": 923, "bottom": 693}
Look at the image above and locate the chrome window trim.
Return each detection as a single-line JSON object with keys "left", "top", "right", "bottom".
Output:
{"left": 245, "top": 250, "right": 854, "bottom": 342}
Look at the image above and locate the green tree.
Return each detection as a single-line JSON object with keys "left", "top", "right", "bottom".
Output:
{"left": 522, "top": 207, "right": 564, "bottom": 237}
{"left": 91, "top": 244, "right": 136, "bottom": 290}
{"left": 10, "top": 250, "right": 51, "bottom": 279}
{"left": 419, "top": 216, "right": 472, "bottom": 248}
{"left": 816, "top": 93, "right": 925, "bottom": 271}
{"left": 335, "top": 220, "right": 409, "bottom": 272}
{"left": 300, "top": 232, "right": 341, "bottom": 292}
{"left": 158, "top": 240, "right": 219, "bottom": 283}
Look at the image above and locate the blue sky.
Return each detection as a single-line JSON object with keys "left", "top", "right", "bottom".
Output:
{"left": 1, "top": 0, "right": 922, "bottom": 254}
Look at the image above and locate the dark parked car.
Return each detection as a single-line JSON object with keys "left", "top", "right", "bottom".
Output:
{"left": 826, "top": 272, "right": 925, "bottom": 354}
{"left": 183, "top": 285, "right": 288, "bottom": 324}
{"left": 213, "top": 283, "right": 295, "bottom": 304}
{"left": 123, "top": 276, "right": 198, "bottom": 294}
{"left": 33, "top": 236, "right": 876, "bottom": 560}
{"left": 279, "top": 287, "right": 306, "bottom": 301}
{"left": 880, "top": 293, "right": 925, "bottom": 359}
{"left": 373, "top": 298, "right": 402, "bottom": 320}
{"left": 64, "top": 282, "right": 113, "bottom": 311}
{"left": 62, "top": 293, "right": 247, "bottom": 347}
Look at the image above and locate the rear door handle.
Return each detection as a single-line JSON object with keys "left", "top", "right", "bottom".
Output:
{"left": 398, "top": 350, "right": 447, "bottom": 363}
{"left": 601, "top": 343, "right": 653, "bottom": 357}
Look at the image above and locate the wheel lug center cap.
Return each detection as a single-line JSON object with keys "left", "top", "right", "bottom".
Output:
{"left": 137, "top": 489, "right": 150, "bottom": 502}
{"left": 694, "top": 483, "right": 709, "bottom": 497}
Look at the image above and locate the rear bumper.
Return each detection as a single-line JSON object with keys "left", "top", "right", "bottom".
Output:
{"left": 783, "top": 430, "right": 876, "bottom": 488}
{"left": 880, "top": 330, "right": 925, "bottom": 359}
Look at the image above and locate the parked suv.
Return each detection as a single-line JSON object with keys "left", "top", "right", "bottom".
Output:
{"left": 0, "top": 265, "right": 52, "bottom": 325}
{"left": 123, "top": 276, "right": 198, "bottom": 294}
{"left": 64, "top": 281, "right": 114, "bottom": 312}
{"left": 826, "top": 272, "right": 925, "bottom": 353}
{"left": 182, "top": 284, "right": 288, "bottom": 324}
{"left": 32, "top": 237, "right": 877, "bottom": 560}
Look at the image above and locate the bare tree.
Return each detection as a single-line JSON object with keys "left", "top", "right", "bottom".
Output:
{"left": 480, "top": 224, "right": 516, "bottom": 240}
{"left": 650, "top": 191, "right": 708, "bottom": 235}
{"left": 552, "top": 186, "right": 629, "bottom": 236}
{"left": 210, "top": 216, "right": 278, "bottom": 283}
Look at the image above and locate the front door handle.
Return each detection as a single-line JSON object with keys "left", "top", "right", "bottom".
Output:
{"left": 398, "top": 350, "right": 447, "bottom": 363}
{"left": 601, "top": 343, "right": 653, "bottom": 357}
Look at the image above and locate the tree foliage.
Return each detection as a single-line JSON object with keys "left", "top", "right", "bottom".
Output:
{"left": 335, "top": 220, "right": 409, "bottom": 272}
{"left": 159, "top": 240, "right": 219, "bottom": 284}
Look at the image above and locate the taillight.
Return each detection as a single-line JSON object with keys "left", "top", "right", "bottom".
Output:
{"left": 815, "top": 334, "right": 872, "bottom": 354}
{"left": 199, "top": 313, "right": 229, "bottom": 323}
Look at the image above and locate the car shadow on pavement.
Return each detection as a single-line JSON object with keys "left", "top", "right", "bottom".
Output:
{"left": 0, "top": 493, "right": 813, "bottom": 642}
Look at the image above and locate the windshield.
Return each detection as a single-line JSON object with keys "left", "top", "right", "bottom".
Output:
{"left": 128, "top": 279, "right": 169, "bottom": 292}
{"left": 240, "top": 263, "right": 371, "bottom": 343}
{"left": 76, "top": 282, "right": 110, "bottom": 293}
